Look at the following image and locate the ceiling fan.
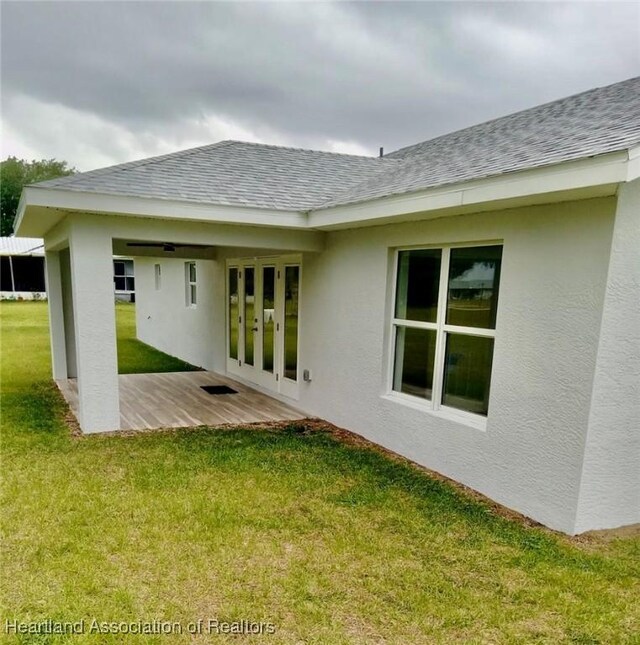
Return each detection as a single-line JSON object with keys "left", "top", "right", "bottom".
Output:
{"left": 126, "top": 242, "right": 208, "bottom": 253}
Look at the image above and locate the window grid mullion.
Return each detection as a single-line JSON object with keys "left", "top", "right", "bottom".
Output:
{"left": 392, "top": 318, "right": 438, "bottom": 331}
{"left": 443, "top": 324, "right": 495, "bottom": 338}
{"left": 432, "top": 247, "right": 450, "bottom": 411}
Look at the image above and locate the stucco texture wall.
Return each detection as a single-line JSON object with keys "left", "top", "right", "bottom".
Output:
{"left": 135, "top": 256, "right": 218, "bottom": 370}
{"left": 133, "top": 195, "right": 634, "bottom": 534}
{"left": 296, "top": 198, "right": 616, "bottom": 534}
{"left": 574, "top": 180, "right": 640, "bottom": 532}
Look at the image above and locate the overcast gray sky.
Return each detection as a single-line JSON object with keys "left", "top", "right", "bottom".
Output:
{"left": 2, "top": 1, "right": 639, "bottom": 171}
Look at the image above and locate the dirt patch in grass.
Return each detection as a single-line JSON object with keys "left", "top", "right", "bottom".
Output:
{"left": 577, "top": 523, "right": 640, "bottom": 542}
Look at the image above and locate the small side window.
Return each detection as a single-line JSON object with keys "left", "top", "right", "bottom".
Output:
{"left": 186, "top": 262, "right": 197, "bottom": 307}
{"left": 154, "top": 263, "right": 161, "bottom": 290}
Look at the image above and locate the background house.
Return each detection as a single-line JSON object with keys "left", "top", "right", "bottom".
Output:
{"left": 113, "top": 258, "right": 135, "bottom": 302}
{"left": 0, "top": 236, "right": 46, "bottom": 299}
{"left": 0, "top": 236, "right": 135, "bottom": 301}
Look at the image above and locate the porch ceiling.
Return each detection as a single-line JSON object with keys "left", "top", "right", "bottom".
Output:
{"left": 57, "top": 371, "right": 306, "bottom": 431}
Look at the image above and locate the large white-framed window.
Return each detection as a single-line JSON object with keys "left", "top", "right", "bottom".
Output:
{"left": 390, "top": 242, "right": 503, "bottom": 422}
{"left": 185, "top": 261, "right": 197, "bottom": 307}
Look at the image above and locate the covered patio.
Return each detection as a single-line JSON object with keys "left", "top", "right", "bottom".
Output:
{"left": 57, "top": 370, "right": 306, "bottom": 431}
{"left": 23, "top": 208, "right": 323, "bottom": 433}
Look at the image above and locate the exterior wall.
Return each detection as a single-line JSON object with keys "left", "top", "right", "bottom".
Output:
{"left": 295, "top": 197, "right": 615, "bottom": 534}
{"left": 574, "top": 179, "right": 640, "bottom": 532}
{"left": 134, "top": 256, "right": 218, "bottom": 370}
{"left": 131, "top": 196, "right": 632, "bottom": 534}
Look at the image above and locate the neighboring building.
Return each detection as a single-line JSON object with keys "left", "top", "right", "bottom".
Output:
{"left": 113, "top": 258, "right": 135, "bottom": 302}
{"left": 14, "top": 77, "right": 640, "bottom": 535}
{"left": 0, "top": 237, "right": 135, "bottom": 301}
{"left": 0, "top": 237, "right": 46, "bottom": 299}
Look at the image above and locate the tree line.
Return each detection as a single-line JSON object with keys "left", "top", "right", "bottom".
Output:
{"left": 0, "top": 157, "right": 76, "bottom": 236}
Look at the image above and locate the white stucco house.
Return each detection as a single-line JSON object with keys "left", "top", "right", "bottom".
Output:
{"left": 14, "top": 77, "right": 640, "bottom": 535}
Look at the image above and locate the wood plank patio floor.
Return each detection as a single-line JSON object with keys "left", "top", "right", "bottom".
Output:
{"left": 57, "top": 371, "right": 306, "bottom": 431}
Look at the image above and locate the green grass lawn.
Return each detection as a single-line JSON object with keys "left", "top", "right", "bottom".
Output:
{"left": 115, "top": 303, "right": 199, "bottom": 374}
{"left": 1, "top": 302, "right": 639, "bottom": 643}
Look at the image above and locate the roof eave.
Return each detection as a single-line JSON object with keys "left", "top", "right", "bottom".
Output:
{"left": 15, "top": 186, "right": 308, "bottom": 238}
{"left": 13, "top": 147, "right": 637, "bottom": 239}
{"left": 627, "top": 144, "right": 640, "bottom": 182}
{"left": 12, "top": 191, "right": 28, "bottom": 237}
{"left": 307, "top": 150, "right": 632, "bottom": 230}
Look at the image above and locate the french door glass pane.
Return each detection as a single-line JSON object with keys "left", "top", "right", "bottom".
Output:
{"left": 442, "top": 333, "right": 494, "bottom": 415}
{"left": 395, "top": 249, "right": 441, "bottom": 323}
{"left": 244, "top": 267, "right": 255, "bottom": 366}
{"left": 393, "top": 326, "right": 437, "bottom": 400}
{"left": 228, "top": 268, "right": 238, "bottom": 360}
{"left": 262, "top": 266, "right": 275, "bottom": 373}
{"left": 284, "top": 266, "right": 299, "bottom": 381}
{"left": 446, "top": 245, "right": 502, "bottom": 329}
{"left": 189, "top": 262, "right": 197, "bottom": 283}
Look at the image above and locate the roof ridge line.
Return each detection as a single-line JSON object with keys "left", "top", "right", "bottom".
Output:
{"left": 220, "top": 139, "right": 403, "bottom": 161}
{"left": 231, "top": 140, "right": 404, "bottom": 162}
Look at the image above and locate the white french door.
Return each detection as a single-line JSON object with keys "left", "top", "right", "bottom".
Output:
{"left": 226, "top": 256, "right": 301, "bottom": 399}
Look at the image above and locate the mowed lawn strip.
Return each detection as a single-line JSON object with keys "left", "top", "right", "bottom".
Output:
{"left": 115, "top": 302, "right": 200, "bottom": 375}
{"left": 1, "top": 301, "right": 638, "bottom": 644}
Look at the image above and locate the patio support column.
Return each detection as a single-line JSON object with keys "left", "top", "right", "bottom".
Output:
{"left": 69, "top": 224, "right": 120, "bottom": 433}
{"left": 44, "top": 250, "right": 67, "bottom": 380}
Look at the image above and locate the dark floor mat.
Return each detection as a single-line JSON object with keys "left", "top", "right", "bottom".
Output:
{"left": 200, "top": 385, "right": 238, "bottom": 395}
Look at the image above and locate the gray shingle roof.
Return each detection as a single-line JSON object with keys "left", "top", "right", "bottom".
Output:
{"left": 34, "top": 77, "right": 640, "bottom": 213}
{"left": 319, "top": 76, "right": 640, "bottom": 208}
{"left": 34, "top": 141, "right": 398, "bottom": 210}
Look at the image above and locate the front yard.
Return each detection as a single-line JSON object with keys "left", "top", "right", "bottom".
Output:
{"left": 1, "top": 302, "right": 638, "bottom": 643}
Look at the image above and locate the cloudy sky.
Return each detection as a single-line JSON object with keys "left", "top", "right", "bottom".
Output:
{"left": 2, "top": 1, "right": 638, "bottom": 172}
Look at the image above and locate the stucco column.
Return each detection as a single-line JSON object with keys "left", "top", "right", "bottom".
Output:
{"left": 574, "top": 178, "right": 640, "bottom": 533}
{"left": 44, "top": 250, "right": 68, "bottom": 380}
{"left": 69, "top": 223, "right": 120, "bottom": 433}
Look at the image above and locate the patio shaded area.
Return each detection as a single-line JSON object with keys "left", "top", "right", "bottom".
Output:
{"left": 57, "top": 370, "right": 306, "bottom": 431}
